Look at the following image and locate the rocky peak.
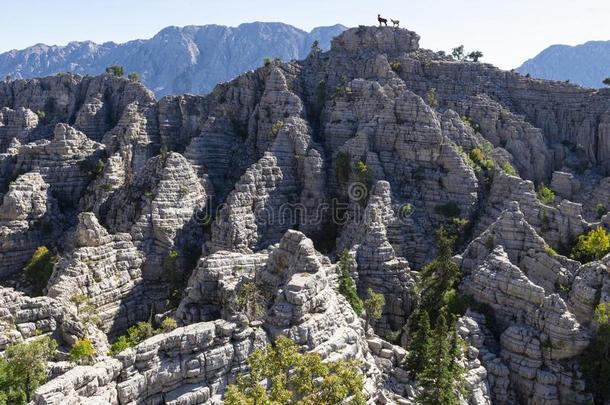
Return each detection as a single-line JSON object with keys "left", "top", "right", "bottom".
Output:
{"left": 331, "top": 26, "right": 419, "bottom": 54}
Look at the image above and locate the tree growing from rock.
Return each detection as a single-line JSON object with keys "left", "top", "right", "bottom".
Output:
{"left": 234, "top": 282, "right": 265, "bottom": 322}
{"left": 416, "top": 312, "right": 463, "bottom": 405}
{"left": 23, "top": 246, "right": 57, "bottom": 296}
{"left": 418, "top": 228, "right": 461, "bottom": 321}
{"left": 466, "top": 51, "right": 483, "bottom": 62}
{"left": 603, "top": 77, "right": 610, "bottom": 87}
{"left": 69, "top": 337, "right": 95, "bottom": 365}
{"left": 364, "top": 288, "right": 385, "bottom": 328}
{"left": 571, "top": 226, "right": 610, "bottom": 263}
{"left": 406, "top": 310, "right": 432, "bottom": 374}
{"left": 105, "top": 65, "right": 124, "bottom": 77}
{"left": 225, "top": 336, "right": 366, "bottom": 404}
{"left": 337, "top": 250, "right": 364, "bottom": 315}
{"left": 0, "top": 336, "right": 57, "bottom": 403}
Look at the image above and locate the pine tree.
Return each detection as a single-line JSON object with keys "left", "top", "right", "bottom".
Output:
{"left": 418, "top": 228, "right": 461, "bottom": 321}
{"left": 406, "top": 310, "right": 432, "bottom": 375}
{"left": 417, "top": 312, "right": 460, "bottom": 405}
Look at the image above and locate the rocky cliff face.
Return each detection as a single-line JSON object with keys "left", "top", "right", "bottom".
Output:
{"left": 0, "top": 25, "right": 609, "bottom": 404}
{"left": 0, "top": 22, "right": 347, "bottom": 97}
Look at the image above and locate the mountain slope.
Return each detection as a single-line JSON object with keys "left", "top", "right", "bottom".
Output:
{"left": 0, "top": 22, "right": 347, "bottom": 96}
{"left": 517, "top": 40, "right": 610, "bottom": 88}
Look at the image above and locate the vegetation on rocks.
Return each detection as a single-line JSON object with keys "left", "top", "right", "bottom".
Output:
{"left": 127, "top": 72, "right": 140, "bottom": 82}
{"left": 364, "top": 288, "right": 385, "bottom": 328}
{"left": 337, "top": 250, "right": 364, "bottom": 315}
{"left": 69, "top": 337, "right": 95, "bottom": 365}
{"left": 225, "top": 336, "right": 366, "bottom": 404}
{"left": 109, "top": 321, "right": 161, "bottom": 355}
{"left": 536, "top": 183, "right": 555, "bottom": 205}
{"left": 23, "top": 246, "right": 58, "bottom": 296}
{"left": 0, "top": 337, "right": 57, "bottom": 404}
{"left": 105, "top": 65, "right": 124, "bottom": 77}
{"left": 233, "top": 282, "right": 265, "bottom": 322}
{"left": 570, "top": 226, "right": 610, "bottom": 263}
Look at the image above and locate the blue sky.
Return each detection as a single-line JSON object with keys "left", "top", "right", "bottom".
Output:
{"left": 1, "top": 0, "right": 609, "bottom": 69}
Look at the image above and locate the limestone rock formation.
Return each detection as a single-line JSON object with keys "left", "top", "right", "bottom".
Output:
{"left": 0, "top": 24, "right": 607, "bottom": 404}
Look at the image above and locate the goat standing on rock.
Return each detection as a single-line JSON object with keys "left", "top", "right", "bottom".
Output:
{"left": 391, "top": 19, "right": 400, "bottom": 27}
{"left": 377, "top": 14, "right": 388, "bottom": 26}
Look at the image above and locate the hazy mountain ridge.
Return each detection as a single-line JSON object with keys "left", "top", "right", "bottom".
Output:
{"left": 517, "top": 40, "right": 610, "bottom": 88}
{"left": 0, "top": 22, "right": 347, "bottom": 96}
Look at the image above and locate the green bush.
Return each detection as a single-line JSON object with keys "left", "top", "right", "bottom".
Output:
{"left": 337, "top": 250, "right": 363, "bottom": 315}
{"left": 435, "top": 201, "right": 461, "bottom": 218}
{"left": 469, "top": 147, "right": 493, "bottom": 170}
{"left": 263, "top": 57, "right": 272, "bottom": 66}
{"left": 0, "top": 336, "right": 57, "bottom": 403}
{"left": 69, "top": 337, "right": 95, "bottom": 365}
{"left": 603, "top": 77, "right": 610, "bottom": 87}
{"left": 109, "top": 335, "right": 132, "bottom": 356}
{"left": 160, "top": 317, "right": 177, "bottom": 333}
{"left": 499, "top": 161, "right": 517, "bottom": 176}
{"left": 23, "top": 246, "right": 57, "bottom": 296}
{"left": 571, "top": 226, "right": 610, "bottom": 263}
{"left": 364, "top": 288, "right": 385, "bottom": 327}
{"left": 234, "top": 282, "right": 265, "bottom": 322}
{"left": 105, "top": 65, "right": 124, "bottom": 77}
{"left": 461, "top": 116, "right": 481, "bottom": 133}
{"left": 335, "top": 152, "right": 350, "bottom": 183}
{"left": 355, "top": 160, "right": 368, "bottom": 175}
{"left": 536, "top": 183, "right": 555, "bottom": 205}
{"left": 127, "top": 321, "right": 154, "bottom": 344}
{"left": 390, "top": 60, "right": 402, "bottom": 72}
{"left": 451, "top": 45, "right": 465, "bottom": 60}
{"left": 224, "top": 336, "right": 366, "bottom": 404}
{"left": 127, "top": 72, "right": 140, "bottom": 82}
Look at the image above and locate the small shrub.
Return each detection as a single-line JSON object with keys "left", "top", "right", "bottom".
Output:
{"left": 335, "top": 152, "right": 350, "bottom": 183}
{"left": 571, "top": 226, "right": 610, "bottom": 263}
{"left": 234, "top": 282, "right": 265, "bottom": 322}
{"left": 536, "top": 183, "right": 555, "bottom": 205}
{"left": 364, "top": 288, "right": 385, "bottom": 327}
{"left": 390, "top": 60, "right": 402, "bottom": 72}
{"left": 311, "top": 40, "right": 320, "bottom": 50}
{"left": 127, "top": 321, "right": 154, "bottom": 344}
{"left": 105, "top": 65, "right": 124, "bottom": 77}
{"left": 23, "top": 246, "right": 57, "bottom": 296}
{"left": 109, "top": 335, "right": 131, "bottom": 356}
{"left": 35, "top": 110, "right": 46, "bottom": 121}
{"left": 127, "top": 72, "right": 139, "bottom": 82}
{"left": 469, "top": 147, "right": 493, "bottom": 170}
{"left": 337, "top": 250, "right": 363, "bottom": 315}
{"left": 263, "top": 57, "right": 272, "bottom": 66}
{"left": 69, "top": 337, "right": 95, "bottom": 365}
{"left": 355, "top": 160, "right": 368, "bottom": 175}
{"left": 401, "top": 203, "right": 414, "bottom": 217}
{"left": 499, "top": 161, "right": 517, "bottom": 176}
{"left": 461, "top": 116, "right": 481, "bottom": 133}
{"left": 160, "top": 317, "right": 177, "bottom": 333}
{"left": 435, "top": 201, "right": 461, "bottom": 218}
{"left": 544, "top": 244, "right": 557, "bottom": 257}
{"left": 602, "top": 77, "right": 610, "bottom": 87}
{"left": 271, "top": 120, "right": 284, "bottom": 137}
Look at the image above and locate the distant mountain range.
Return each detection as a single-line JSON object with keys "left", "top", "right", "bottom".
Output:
{"left": 0, "top": 22, "right": 347, "bottom": 97}
{"left": 517, "top": 40, "right": 610, "bottom": 88}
